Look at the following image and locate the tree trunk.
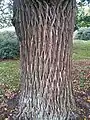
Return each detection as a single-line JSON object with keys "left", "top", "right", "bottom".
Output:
{"left": 13, "top": 0, "right": 79, "bottom": 119}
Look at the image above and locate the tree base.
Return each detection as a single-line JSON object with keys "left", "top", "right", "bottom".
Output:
{"left": 12, "top": 111, "right": 80, "bottom": 120}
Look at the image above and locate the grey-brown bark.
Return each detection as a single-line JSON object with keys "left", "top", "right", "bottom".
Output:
{"left": 13, "top": 0, "right": 79, "bottom": 120}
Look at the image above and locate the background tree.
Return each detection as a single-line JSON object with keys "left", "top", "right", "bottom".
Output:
{"left": 75, "top": 0, "right": 90, "bottom": 29}
{"left": 0, "top": 0, "right": 13, "bottom": 28}
{"left": 76, "top": 6, "right": 90, "bottom": 28}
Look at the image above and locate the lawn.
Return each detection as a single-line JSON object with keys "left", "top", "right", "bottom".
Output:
{"left": 0, "top": 40, "right": 90, "bottom": 119}
{"left": 73, "top": 40, "right": 90, "bottom": 60}
{"left": 0, "top": 60, "right": 20, "bottom": 93}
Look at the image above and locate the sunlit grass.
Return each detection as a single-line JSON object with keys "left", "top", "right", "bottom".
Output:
{"left": 0, "top": 60, "right": 20, "bottom": 91}
{"left": 72, "top": 40, "right": 90, "bottom": 60}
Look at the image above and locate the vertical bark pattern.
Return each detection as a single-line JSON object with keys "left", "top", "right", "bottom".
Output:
{"left": 13, "top": 0, "right": 78, "bottom": 120}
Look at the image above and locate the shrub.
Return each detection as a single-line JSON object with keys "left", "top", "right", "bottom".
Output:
{"left": 74, "top": 27, "right": 90, "bottom": 40}
{"left": 0, "top": 31, "right": 19, "bottom": 59}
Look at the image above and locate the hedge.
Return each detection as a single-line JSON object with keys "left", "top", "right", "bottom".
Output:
{"left": 74, "top": 27, "right": 90, "bottom": 40}
{"left": 0, "top": 31, "right": 19, "bottom": 59}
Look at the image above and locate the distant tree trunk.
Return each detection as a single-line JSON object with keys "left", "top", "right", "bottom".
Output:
{"left": 13, "top": 0, "right": 79, "bottom": 119}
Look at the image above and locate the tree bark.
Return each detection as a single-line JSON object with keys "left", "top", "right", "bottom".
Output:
{"left": 13, "top": 0, "right": 79, "bottom": 119}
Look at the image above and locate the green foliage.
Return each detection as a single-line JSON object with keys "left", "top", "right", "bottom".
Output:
{"left": 75, "top": 0, "right": 90, "bottom": 30}
{"left": 74, "top": 27, "right": 90, "bottom": 40}
{"left": 72, "top": 40, "right": 90, "bottom": 60}
{"left": 80, "top": 0, "right": 90, "bottom": 4}
{"left": 76, "top": 6, "right": 90, "bottom": 29}
{"left": 0, "top": 31, "right": 17, "bottom": 41}
{"left": 0, "top": 31, "right": 19, "bottom": 59}
{"left": 76, "top": 7, "right": 85, "bottom": 29}
{"left": 0, "top": 0, "right": 13, "bottom": 28}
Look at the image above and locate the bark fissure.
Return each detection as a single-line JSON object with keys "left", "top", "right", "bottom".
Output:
{"left": 13, "top": 0, "right": 79, "bottom": 120}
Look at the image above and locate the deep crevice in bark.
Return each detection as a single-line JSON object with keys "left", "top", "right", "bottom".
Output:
{"left": 12, "top": 0, "right": 80, "bottom": 120}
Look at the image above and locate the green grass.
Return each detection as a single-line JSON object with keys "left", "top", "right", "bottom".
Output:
{"left": 72, "top": 40, "right": 90, "bottom": 60}
{"left": 0, "top": 40, "right": 90, "bottom": 93}
{"left": 0, "top": 60, "right": 20, "bottom": 91}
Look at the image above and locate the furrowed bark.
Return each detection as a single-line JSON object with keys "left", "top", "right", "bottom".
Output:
{"left": 13, "top": 0, "right": 79, "bottom": 119}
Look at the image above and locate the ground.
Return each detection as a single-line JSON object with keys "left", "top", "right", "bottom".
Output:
{"left": 72, "top": 60, "right": 90, "bottom": 119}
{"left": 0, "top": 60, "right": 90, "bottom": 120}
{"left": 0, "top": 40, "right": 90, "bottom": 120}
